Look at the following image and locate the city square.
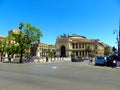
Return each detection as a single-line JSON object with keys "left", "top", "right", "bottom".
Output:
{"left": 0, "top": 0, "right": 120, "bottom": 90}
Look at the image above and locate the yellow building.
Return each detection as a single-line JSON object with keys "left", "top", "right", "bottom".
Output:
{"left": 55, "top": 34, "right": 104, "bottom": 57}
{"left": 8, "top": 29, "right": 20, "bottom": 35}
{"left": 30, "top": 42, "right": 55, "bottom": 57}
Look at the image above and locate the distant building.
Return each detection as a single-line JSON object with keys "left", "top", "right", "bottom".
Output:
{"left": 0, "top": 30, "right": 21, "bottom": 59}
{"left": 8, "top": 29, "right": 20, "bottom": 35}
{"left": 55, "top": 34, "right": 105, "bottom": 57}
{"left": 0, "top": 35, "right": 7, "bottom": 40}
{"left": 30, "top": 42, "right": 55, "bottom": 57}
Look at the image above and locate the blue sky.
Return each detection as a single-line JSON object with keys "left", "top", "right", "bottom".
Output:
{"left": 0, "top": 0, "right": 120, "bottom": 48}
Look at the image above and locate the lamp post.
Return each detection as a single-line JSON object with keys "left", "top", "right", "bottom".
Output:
{"left": 113, "top": 30, "right": 119, "bottom": 52}
{"left": 113, "top": 21, "right": 120, "bottom": 68}
{"left": 118, "top": 30, "right": 120, "bottom": 54}
{"left": 113, "top": 29, "right": 120, "bottom": 54}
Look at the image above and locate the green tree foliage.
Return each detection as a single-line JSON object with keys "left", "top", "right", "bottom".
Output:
{"left": 85, "top": 45, "right": 92, "bottom": 57}
{"left": 12, "top": 22, "right": 43, "bottom": 63}
{"left": 104, "top": 47, "right": 112, "bottom": 56}
{"left": 49, "top": 51, "right": 54, "bottom": 58}
{"left": 0, "top": 40, "right": 6, "bottom": 62}
{"left": 4, "top": 44, "right": 19, "bottom": 63}
{"left": 85, "top": 45, "right": 92, "bottom": 52}
{"left": 71, "top": 52, "right": 75, "bottom": 57}
{"left": 2, "top": 35, "right": 19, "bottom": 62}
{"left": 49, "top": 51, "right": 54, "bottom": 61}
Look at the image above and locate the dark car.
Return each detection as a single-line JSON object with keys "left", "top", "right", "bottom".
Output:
{"left": 24, "top": 56, "right": 33, "bottom": 62}
{"left": 71, "top": 56, "right": 83, "bottom": 62}
{"left": 106, "top": 54, "right": 117, "bottom": 67}
{"left": 71, "top": 56, "right": 77, "bottom": 62}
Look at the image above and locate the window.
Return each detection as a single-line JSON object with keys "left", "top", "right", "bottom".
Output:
{"left": 72, "top": 43, "right": 75, "bottom": 49}
{"left": 76, "top": 43, "right": 78, "bottom": 49}
{"left": 79, "top": 43, "right": 81, "bottom": 48}
{"left": 76, "top": 51, "right": 78, "bottom": 56}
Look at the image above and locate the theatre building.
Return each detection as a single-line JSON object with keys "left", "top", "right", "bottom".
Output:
{"left": 55, "top": 34, "right": 104, "bottom": 57}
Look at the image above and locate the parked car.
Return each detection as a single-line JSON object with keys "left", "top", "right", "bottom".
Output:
{"left": 95, "top": 56, "right": 106, "bottom": 66}
{"left": 23, "top": 56, "right": 33, "bottom": 62}
{"left": 83, "top": 57, "right": 89, "bottom": 60}
{"left": 106, "top": 54, "right": 117, "bottom": 67}
{"left": 71, "top": 56, "right": 77, "bottom": 62}
{"left": 71, "top": 56, "right": 83, "bottom": 62}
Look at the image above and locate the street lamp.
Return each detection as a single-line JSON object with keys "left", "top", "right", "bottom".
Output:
{"left": 113, "top": 30, "right": 119, "bottom": 42}
{"left": 113, "top": 29, "right": 120, "bottom": 54}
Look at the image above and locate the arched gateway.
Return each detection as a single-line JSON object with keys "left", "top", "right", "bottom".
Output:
{"left": 61, "top": 46, "right": 66, "bottom": 57}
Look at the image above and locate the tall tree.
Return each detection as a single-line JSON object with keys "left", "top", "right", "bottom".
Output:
{"left": 12, "top": 22, "right": 43, "bottom": 63}
{"left": 0, "top": 40, "right": 6, "bottom": 62}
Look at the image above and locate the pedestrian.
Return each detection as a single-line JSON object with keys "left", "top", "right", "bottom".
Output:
{"left": 46, "top": 56, "right": 48, "bottom": 62}
{"left": 89, "top": 57, "right": 92, "bottom": 63}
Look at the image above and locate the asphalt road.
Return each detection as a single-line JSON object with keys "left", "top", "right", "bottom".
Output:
{"left": 0, "top": 61, "right": 120, "bottom": 90}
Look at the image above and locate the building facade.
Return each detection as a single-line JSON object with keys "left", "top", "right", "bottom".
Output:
{"left": 30, "top": 42, "right": 55, "bottom": 57}
{"left": 55, "top": 34, "right": 105, "bottom": 57}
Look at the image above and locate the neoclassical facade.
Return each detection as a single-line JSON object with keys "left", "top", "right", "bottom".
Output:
{"left": 55, "top": 34, "right": 105, "bottom": 57}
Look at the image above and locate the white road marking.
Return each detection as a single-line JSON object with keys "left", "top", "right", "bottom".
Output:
{"left": 52, "top": 66, "right": 58, "bottom": 69}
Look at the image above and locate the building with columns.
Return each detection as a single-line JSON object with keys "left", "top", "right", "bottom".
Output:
{"left": 55, "top": 34, "right": 105, "bottom": 57}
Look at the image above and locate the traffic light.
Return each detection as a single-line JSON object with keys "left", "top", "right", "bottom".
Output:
{"left": 112, "top": 47, "right": 116, "bottom": 52}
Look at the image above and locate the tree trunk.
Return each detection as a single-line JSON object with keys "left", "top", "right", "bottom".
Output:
{"left": 8, "top": 54, "right": 11, "bottom": 63}
{"left": 0, "top": 53, "right": 2, "bottom": 62}
{"left": 20, "top": 53, "right": 23, "bottom": 63}
{"left": 20, "top": 49, "right": 24, "bottom": 63}
{"left": 0, "top": 52, "right": 4, "bottom": 62}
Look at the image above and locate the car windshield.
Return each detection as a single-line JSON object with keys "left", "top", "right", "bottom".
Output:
{"left": 97, "top": 57, "right": 104, "bottom": 59}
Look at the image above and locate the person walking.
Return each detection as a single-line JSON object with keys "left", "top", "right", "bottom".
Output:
{"left": 46, "top": 56, "right": 48, "bottom": 62}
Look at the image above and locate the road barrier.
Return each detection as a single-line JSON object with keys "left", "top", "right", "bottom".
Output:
{"left": 30, "top": 57, "right": 71, "bottom": 64}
